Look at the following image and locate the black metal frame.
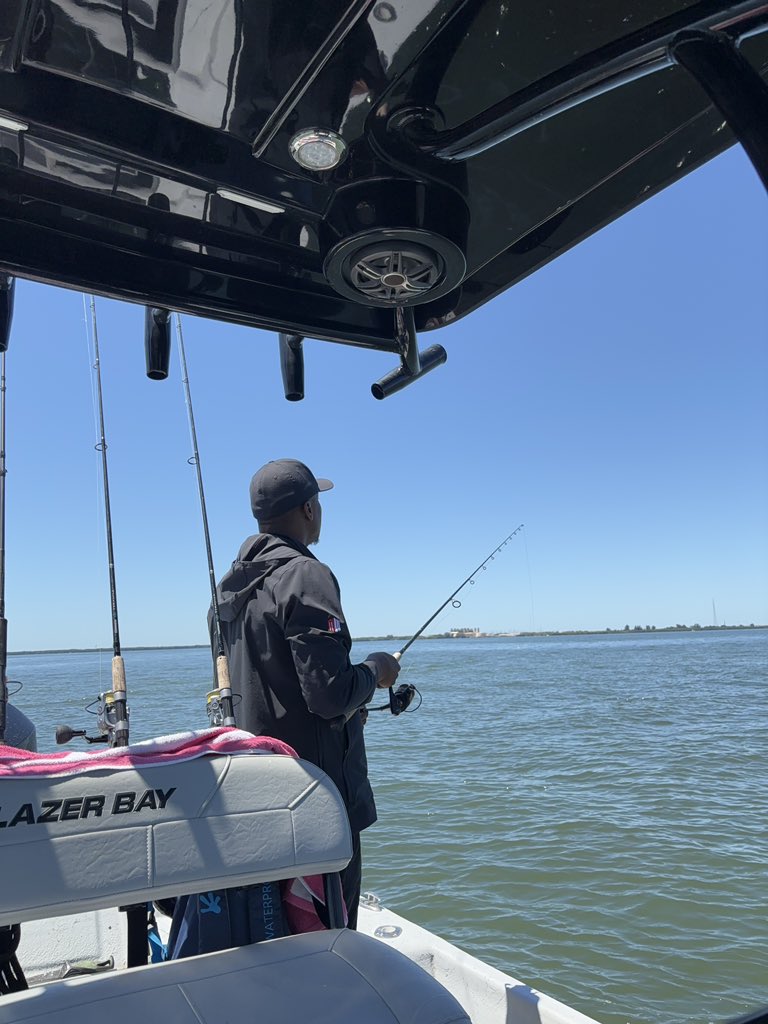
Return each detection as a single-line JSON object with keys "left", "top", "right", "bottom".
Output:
{"left": 394, "top": 0, "right": 768, "bottom": 162}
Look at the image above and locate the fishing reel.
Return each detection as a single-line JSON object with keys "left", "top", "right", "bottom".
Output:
{"left": 369, "top": 682, "right": 420, "bottom": 717}
{"left": 206, "top": 689, "right": 226, "bottom": 727}
{"left": 96, "top": 690, "right": 120, "bottom": 738}
{"left": 205, "top": 689, "right": 240, "bottom": 727}
{"left": 389, "top": 683, "right": 417, "bottom": 716}
{"left": 55, "top": 690, "right": 127, "bottom": 745}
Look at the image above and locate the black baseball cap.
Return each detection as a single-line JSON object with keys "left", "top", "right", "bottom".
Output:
{"left": 250, "top": 459, "right": 333, "bottom": 520}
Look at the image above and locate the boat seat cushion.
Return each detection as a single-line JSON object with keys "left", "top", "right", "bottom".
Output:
{"left": 0, "top": 929, "right": 471, "bottom": 1024}
{"left": 0, "top": 746, "right": 351, "bottom": 926}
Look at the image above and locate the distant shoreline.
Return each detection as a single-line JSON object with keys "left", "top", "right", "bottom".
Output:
{"left": 8, "top": 623, "right": 766, "bottom": 656}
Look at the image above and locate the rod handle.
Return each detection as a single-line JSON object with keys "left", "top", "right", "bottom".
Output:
{"left": 110, "top": 655, "right": 130, "bottom": 747}
{"left": 216, "top": 655, "right": 231, "bottom": 692}
{"left": 215, "top": 655, "right": 236, "bottom": 726}
{"left": 111, "top": 655, "right": 126, "bottom": 695}
{"left": 388, "top": 651, "right": 403, "bottom": 713}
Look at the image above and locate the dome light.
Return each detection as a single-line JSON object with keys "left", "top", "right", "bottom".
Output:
{"left": 289, "top": 129, "right": 347, "bottom": 171}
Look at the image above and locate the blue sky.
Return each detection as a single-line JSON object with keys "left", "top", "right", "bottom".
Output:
{"left": 3, "top": 145, "right": 767, "bottom": 651}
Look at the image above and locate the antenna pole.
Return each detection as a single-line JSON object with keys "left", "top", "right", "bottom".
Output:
{"left": 175, "top": 314, "right": 235, "bottom": 726}
{"left": 89, "top": 296, "right": 129, "bottom": 747}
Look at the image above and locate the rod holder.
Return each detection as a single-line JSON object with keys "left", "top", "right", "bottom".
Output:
{"left": 279, "top": 333, "right": 305, "bottom": 401}
{"left": 395, "top": 306, "right": 420, "bottom": 376}
{"left": 669, "top": 29, "right": 768, "bottom": 194}
{"left": 144, "top": 306, "right": 171, "bottom": 380}
{"left": 371, "top": 343, "right": 447, "bottom": 400}
{"left": 0, "top": 275, "right": 14, "bottom": 353}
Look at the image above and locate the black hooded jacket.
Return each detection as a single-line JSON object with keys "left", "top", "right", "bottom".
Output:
{"left": 213, "top": 533, "right": 377, "bottom": 833}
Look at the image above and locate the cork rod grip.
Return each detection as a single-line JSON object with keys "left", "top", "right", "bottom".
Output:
{"left": 111, "top": 655, "right": 126, "bottom": 695}
{"left": 216, "top": 655, "right": 231, "bottom": 692}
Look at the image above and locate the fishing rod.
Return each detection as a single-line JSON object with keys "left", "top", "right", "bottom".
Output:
{"left": 0, "top": 275, "right": 14, "bottom": 742}
{"left": 0, "top": 281, "right": 28, "bottom": 1000}
{"left": 175, "top": 313, "right": 235, "bottom": 728}
{"left": 396, "top": 524, "right": 524, "bottom": 659}
{"left": 89, "top": 296, "right": 129, "bottom": 747}
{"left": 371, "top": 524, "right": 525, "bottom": 715}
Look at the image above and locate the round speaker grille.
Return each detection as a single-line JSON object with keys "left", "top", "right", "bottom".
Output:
{"left": 324, "top": 228, "right": 466, "bottom": 308}
{"left": 347, "top": 244, "right": 443, "bottom": 304}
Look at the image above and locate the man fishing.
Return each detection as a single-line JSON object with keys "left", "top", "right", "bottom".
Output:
{"left": 212, "top": 458, "right": 400, "bottom": 928}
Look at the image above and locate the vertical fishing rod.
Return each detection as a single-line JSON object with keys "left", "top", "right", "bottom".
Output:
{"left": 0, "top": 352, "right": 7, "bottom": 745}
{"left": 88, "top": 296, "right": 129, "bottom": 747}
{"left": 0, "top": 276, "right": 13, "bottom": 742}
{"left": 0, "top": 282, "right": 27, "bottom": 998}
{"left": 174, "top": 314, "right": 235, "bottom": 727}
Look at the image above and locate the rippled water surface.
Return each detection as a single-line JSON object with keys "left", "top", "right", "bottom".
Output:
{"left": 8, "top": 630, "right": 767, "bottom": 1024}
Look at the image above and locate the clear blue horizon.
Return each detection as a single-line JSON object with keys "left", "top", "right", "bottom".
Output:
{"left": 3, "top": 145, "right": 767, "bottom": 652}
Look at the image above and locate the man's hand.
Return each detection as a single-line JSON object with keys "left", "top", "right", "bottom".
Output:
{"left": 364, "top": 652, "right": 401, "bottom": 689}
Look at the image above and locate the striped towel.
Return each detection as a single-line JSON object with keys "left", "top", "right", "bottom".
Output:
{"left": 0, "top": 726, "right": 297, "bottom": 777}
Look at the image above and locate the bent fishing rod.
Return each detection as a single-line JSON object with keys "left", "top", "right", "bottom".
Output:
{"left": 371, "top": 524, "right": 525, "bottom": 715}
{"left": 175, "top": 313, "right": 235, "bottom": 727}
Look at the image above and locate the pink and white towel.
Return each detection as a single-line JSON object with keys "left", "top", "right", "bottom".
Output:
{"left": 0, "top": 726, "right": 297, "bottom": 777}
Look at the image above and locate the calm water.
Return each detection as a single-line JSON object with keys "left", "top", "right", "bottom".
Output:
{"left": 7, "top": 630, "right": 767, "bottom": 1024}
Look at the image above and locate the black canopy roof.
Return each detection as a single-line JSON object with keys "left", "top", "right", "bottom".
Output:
{"left": 0, "top": 1, "right": 766, "bottom": 354}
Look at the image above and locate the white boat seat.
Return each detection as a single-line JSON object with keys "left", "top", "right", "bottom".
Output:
{"left": 0, "top": 750, "right": 351, "bottom": 925}
{"left": 0, "top": 928, "right": 471, "bottom": 1024}
{"left": 0, "top": 739, "right": 472, "bottom": 1023}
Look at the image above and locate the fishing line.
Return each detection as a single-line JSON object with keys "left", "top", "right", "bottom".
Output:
{"left": 369, "top": 523, "right": 525, "bottom": 714}
{"left": 87, "top": 296, "right": 129, "bottom": 747}
{"left": 174, "top": 314, "right": 235, "bottom": 727}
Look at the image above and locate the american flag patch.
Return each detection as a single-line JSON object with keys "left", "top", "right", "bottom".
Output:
{"left": 327, "top": 616, "right": 343, "bottom": 633}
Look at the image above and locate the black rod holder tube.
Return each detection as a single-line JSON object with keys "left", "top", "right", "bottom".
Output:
{"left": 144, "top": 307, "right": 172, "bottom": 380}
{"left": 670, "top": 30, "right": 768, "bottom": 193}
{"left": 322, "top": 872, "right": 346, "bottom": 930}
{"left": 279, "top": 334, "right": 305, "bottom": 401}
{"left": 0, "top": 275, "right": 14, "bottom": 354}
{"left": 371, "top": 344, "right": 447, "bottom": 400}
{"left": 395, "top": 307, "right": 420, "bottom": 376}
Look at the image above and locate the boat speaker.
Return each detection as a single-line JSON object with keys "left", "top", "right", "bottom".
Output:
{"left": 322, "top": 179, "right": 468, "bottom": 309}
{"left": 324, "top": 228, "right": 465, "bottom": 308}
